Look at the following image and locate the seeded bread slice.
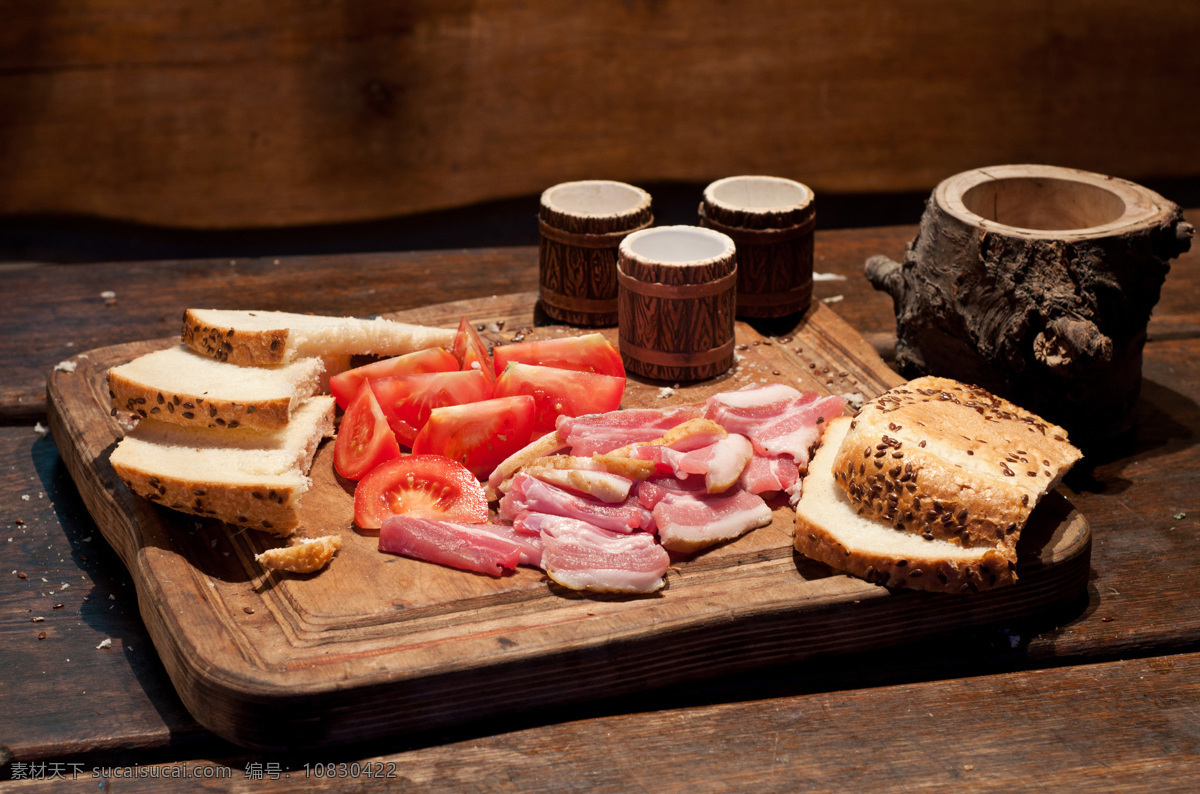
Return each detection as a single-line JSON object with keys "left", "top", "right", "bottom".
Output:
{"left": 109, "top": 396, "right": 335, "bottom": 536}
{"left": 794, "top": 416, "right": 1017, "bottom": 593}
{"left": 832, "top": 376, "right": 1081, "bottom": 555}
{"left": 182, "top": 308, "right": 456, "bottom": 366}
{"left": 107, "top": 345, "right": 324, "bottom": 431}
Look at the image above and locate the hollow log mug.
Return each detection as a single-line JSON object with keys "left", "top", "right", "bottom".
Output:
{"left": 866, "top": 164, "right": 1194, "bottom": 450}
{"left": 617, "top": 225, "right": 738, "bottom": 382}
{"left": 538, "top": 180, "right": 654, "bottom": 326}
{"left": 699, "top": 175, "right": 815, "bottom": 318}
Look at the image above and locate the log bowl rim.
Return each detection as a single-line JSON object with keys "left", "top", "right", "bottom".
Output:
{"left": 620, "top": 225, "right": 735, "bottom": 268}
{"left": 937, "top": 164, "right": 1176, "bottom": 240}
{"left": 702, "top": 175, "right": 814, "bottom": 215}
{"left": 540, "top": 180, "right": 652, "bottom": 221}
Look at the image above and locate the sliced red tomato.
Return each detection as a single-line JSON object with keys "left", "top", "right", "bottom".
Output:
{"left": 353, "top": 454, "right": 488, "bottom": 530}
{"left": 493, "top": 362, "right": 625, "bottom": 433}
{"left": 370, "top": 369, "right": 493, "bottom": 447}
{"left": 412, "top": 396, "right": 536, "bottom": 479}
{"left": 334, "top": 382, "right": 401, "bottom": 480}
{"left": 329, "top": 347, "right": 459, "bottom": 409}
{"left": 450, "top": 317, "right": 495, "bottom": 389}
{"left": 492, "top": 333, "right": 625, "bottom": 379}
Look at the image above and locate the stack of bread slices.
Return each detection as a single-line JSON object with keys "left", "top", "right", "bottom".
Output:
{"left": 107, "top": 309, "right": 455, "bottom": 573}
{"left": 793, "top": 376, "right": 1082, "bottom": 593}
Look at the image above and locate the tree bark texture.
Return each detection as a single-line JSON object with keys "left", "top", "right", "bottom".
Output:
{"left": 867, "top": 165, "right": 1194, "bottom": 451}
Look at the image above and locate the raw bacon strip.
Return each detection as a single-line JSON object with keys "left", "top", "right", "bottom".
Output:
{"left": 637, "top": 475, "right": 709, "bottom": 510}
{"left": 739, "top": 452, "right": 800, "bottom": 495}
{"left": 521, "top": 513, "right": 659, "bottom": 552}
{"left": 523, "top": 464, "right": 634, "bottom": 504}
{"left": 466, "top": 521, "right": 545, "bottom": 568}
{"left": 705, "top": 386, "right": 843, "bottom": 468}
{"left": 704, "top": 384, "right": 815, "bottom": 435}
{"left": 379, "top": 516, "right": 522, "bottom": 576}
{"left": 751, "top": 396, "right": 844, "bottom": 465}
{"left": 653, "top": 489, "right": 774, "bottom": 553}
{"left": 499, "top": 473, "right": 654, "bottom": 533}
{"left": 527, "top": 514, "right": 670, "bottom": 594}
{"left": 677, "top": 433, "right": 754, "bottom": 493}
{"left": 557, "top": 405, "right": 701, "bottom": 456}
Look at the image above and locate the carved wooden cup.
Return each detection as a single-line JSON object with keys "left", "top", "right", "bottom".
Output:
{"left": 538, "top": 180, "right": 653, "bottom": 326}
{"left": 618, "top": 225, "right": 737, "bottom": 382}
{"left": 699, "top": 175, "right": 815, "bottom": 318}
{"left": 866, "top": 164, "right": 1194, "bottom": 450}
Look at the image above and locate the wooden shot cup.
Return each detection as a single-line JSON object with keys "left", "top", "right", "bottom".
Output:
{"left": 699, "top": 175, "right": 815, "bottom": 318}
{"left": 538, "top": 180, "right": 653, "bottom": 326}
{"left": 618, "top": 225, "right": 737, "bottom": 382}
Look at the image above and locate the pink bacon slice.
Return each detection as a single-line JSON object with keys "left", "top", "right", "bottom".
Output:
{"left": 652, "top": 488, "right": 774, "bottom": 553}
{"left": 499, "top": 472, "right": 654, "bottom": 533}
{"left": 557, "top": 405, "right": 701, "bottom": 456}
{"left": 523, "top": 513, "right": 670, "bottom": 594}
{"left": 704, "top": 386, "right": 844, "bottom": 468}
{"left": 379, "top": 516, "right": 525, "bottom": 576}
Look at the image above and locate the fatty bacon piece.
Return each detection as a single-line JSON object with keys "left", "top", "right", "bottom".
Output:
{"left": 738, "top": 452, "right": 800, "bottom": 497}
{"left": 675, "top": 433, "right": 755, "bottom": 493}
{"left": 379, "top": 516, "right": 528, "bottom": 576}
{"left": 599, "top": 418, "right": 730, "bottom": 482}
{"left": 499, "top": 472, "right": 654, "bottom": 534}
{"left": 522, "top": 513, "right": 670, "bottom": 594}
{"left": 652, "top": 488, "right": 774, "bottom": 553}
{"left": 557, "top": 405, "right": 701, "bottom": 457}
{"left": 704, "top": 385, "right": 844, "bottom": 470}
{"left": 516, "top": 457, "right": 635, "bottom": 504}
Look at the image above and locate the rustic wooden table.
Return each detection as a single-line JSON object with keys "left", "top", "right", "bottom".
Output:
{"left": 2, "top": 216, "right": 1199, "bottom": 789}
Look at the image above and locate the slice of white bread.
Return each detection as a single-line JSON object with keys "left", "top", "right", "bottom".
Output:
{"left": 109, "top": 396, "right": 336, "bottom": 536}
{"left": 831, "top": 376, "right": 1081, "bottom": 555}
{"left": 794, "top": 416, "right": 1018, "bottom": 593}
{"left": 182, "top": 308, "right": 456, "bottom": 366}
{"left": 107, "top": 345, "right": 324, "bottom": 431}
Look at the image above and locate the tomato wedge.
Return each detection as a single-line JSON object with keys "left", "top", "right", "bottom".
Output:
{"left": 370, "top": 369, "right": 493, "bottom": 447}
{"left": 334, "top": 382, "right": 401, "bottom": 480}
{"left": 493, "top": 362, "right": 625, "bottom": 433}
{"left": 450, "top": 317, "right": 495, "bottom": 389}
{"left": 492, "top": 333, "right": 625, "bottom": 379}
{"left": 412, "top": 396, "right": 536, "bottom": 479}
{"left": 353, "top": 454, "right": 488, "bottom": 530}
{"left": 329, "top": 348, "right": 459, "bottom": 409}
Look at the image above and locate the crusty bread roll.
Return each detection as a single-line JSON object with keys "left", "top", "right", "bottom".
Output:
{"left": 109, "top": 396, "right": 335, "bottom": 536}
{"left": 107, "top": 345, "right": 324, "bottom": 431}
{"left": 830, "top": 376, "right": 1081, "bottom": 557}
{"left": 182, "top": 308, "right": 456, "bottom": 366}
{"left": 794, "top": 416, "right": 1018, "bottom": 593}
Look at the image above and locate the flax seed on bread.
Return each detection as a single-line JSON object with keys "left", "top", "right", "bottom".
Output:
{"left": 107, "top": 345, "right": 324, "bottom": 431}
{"left": 794, "top": 416, "right": 1018, "bottom": 593}
{"left": 109, "top": 396, "right": 335, "bottom": 536}
{"left": 182, "top": 308, "right": 456, "bottom": 367}
{"left": 831, "top": 376, "right": 1081, "bottom": 557}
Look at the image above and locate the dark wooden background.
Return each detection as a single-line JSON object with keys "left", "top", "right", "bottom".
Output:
{"left": 2, "top": 1, "right": 1199, "bottom": 262}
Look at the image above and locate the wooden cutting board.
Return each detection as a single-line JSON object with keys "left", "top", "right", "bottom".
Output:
{"left": 47, "top": 293, "right": 1090, "bottom": 751}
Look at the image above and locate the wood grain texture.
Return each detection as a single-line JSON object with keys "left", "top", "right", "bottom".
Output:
{"left": 10, "top": 650, "right": 1198, "bottom": 792}
{"left": 1, "top": 2, "right": 1198, "bottom": 228}
{"left": 44, "top": 300, "right": 1088, "bottom": 750}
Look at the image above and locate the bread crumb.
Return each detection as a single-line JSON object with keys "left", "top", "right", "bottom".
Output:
{"left": 840, "top": 391, "right": 865, "bottom": 411}
{"left": 100, "top": 290, "right": 116, "bottom": 299}
{"left": 54, "top": 360, "right": 78, "bottom": 373}
{"left": 813, "top": 272, "right": 847, "bottom": 282}
{"left": 657, "top": 386, "right": 676, "bottom": 399}
{"left": 96, "top": 638, "right": 112, "bottom": 649}
{"left": 256, "top": 535, "right": 341, "bottom": 574}
{"left": 34, "top": 422, "right": 50, "bottom": 436}
{"left": 821, "top": 294, "right": 844, "bottom": 304}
